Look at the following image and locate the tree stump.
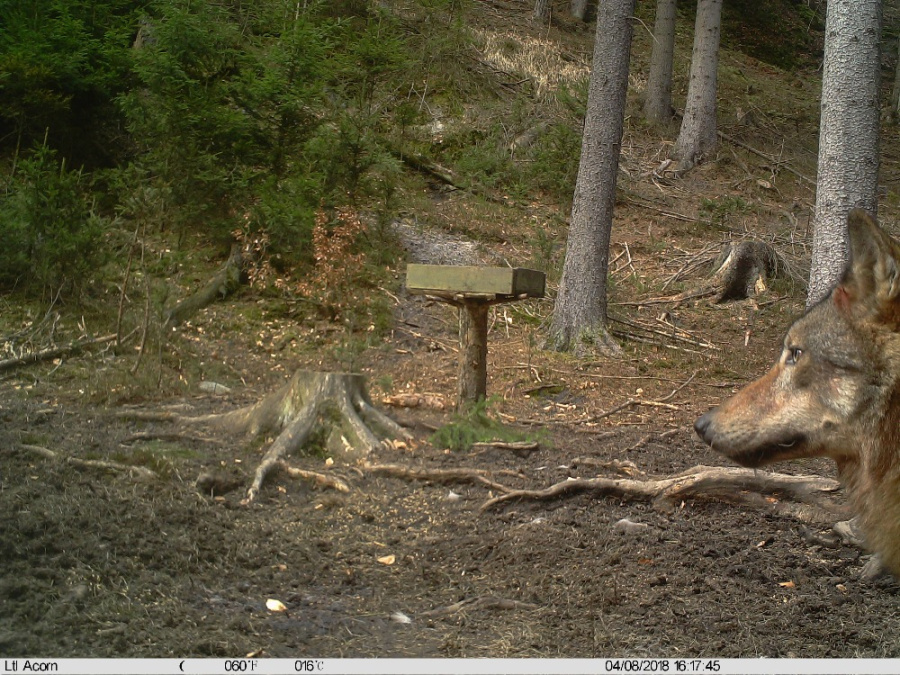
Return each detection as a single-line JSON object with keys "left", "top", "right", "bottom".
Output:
{"left": 219, "top": 371, "right": 412, "bottom": 501}
{"left": 122, "top": 370, "right": 411, "bottom": 502}
{"left": 710, "top": 240, "right": 779, "bottom": 302}
{"left": 672, "top": 240, "right": 782, "bottom": 305}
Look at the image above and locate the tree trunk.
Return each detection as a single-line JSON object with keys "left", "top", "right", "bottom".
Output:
{"left": 547, "top": 0, "right": 635, "bottom": 356}
{"left": 643, "top": 0, "right": 678, "bottom": 126}
{"left": 533, "top": 0, "right": 551, "bottom": 24}
{"left": 570, "top": 0, "right": 589, "bottom": 21}
{"left": 673, "top": 0, "right": 722, "bottom": 172}
{"left": 808, "top": 0, "right": 882, "bottom": 306}
{"left": 893, "top": 37, "right": 900, "bottom": 120}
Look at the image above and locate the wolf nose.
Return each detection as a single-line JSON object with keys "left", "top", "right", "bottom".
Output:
{"left": 694, "top": 412, "right": 713, "bottom": 444}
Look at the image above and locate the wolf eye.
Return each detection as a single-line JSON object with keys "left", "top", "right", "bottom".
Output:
{"left": 786, "top": 347, "right": 803, "bottom": 365}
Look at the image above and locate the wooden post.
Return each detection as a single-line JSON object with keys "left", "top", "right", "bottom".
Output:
{"left": 405, "top": 265, "right": 545, "bottom": 411}
{"left": 458, "top": 299, "right": 490, "bottom": 406}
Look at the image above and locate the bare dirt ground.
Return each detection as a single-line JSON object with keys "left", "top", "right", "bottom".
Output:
{"left": 4, "top": 0, "right": 900, "bottom": 662}
{"left": 5, "top": 194, "right": 900, "bottom": 659}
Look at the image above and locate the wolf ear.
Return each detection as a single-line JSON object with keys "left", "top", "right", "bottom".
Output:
{"left": 834, "top": 208, "right": 900, "bottom": 319}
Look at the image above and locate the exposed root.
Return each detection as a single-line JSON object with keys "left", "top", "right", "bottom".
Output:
{"left": 364, "top": 462, "right": 518, "bottom": 493}
{"left": 280, "top": 462, "right": 350, "bottom": 492}
{"left": 479, "top": 464, "right": 844, "bottom": 524}
{"left": 120, "top": 431, "right": 223, "bottom": 445}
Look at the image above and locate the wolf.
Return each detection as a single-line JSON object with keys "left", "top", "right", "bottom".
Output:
{"left": 694, "top": 208, "right": 900, "bottom": 576}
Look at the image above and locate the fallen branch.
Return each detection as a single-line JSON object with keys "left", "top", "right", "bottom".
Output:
{"left": 659, "top": 372, "right": 697, "bottom": 402}
{"left": 623, "top": 428, "right": 679, "bottom": 453}
{"left": 164, "top": 243, "right": 243, "bottom": 327}
{"left": 19, "top": 443, "right": 157, "bottom": 479}
{"left": 610, "top": 315, "right": 718, "bottom": 350}
{"left": 480, "top": 464, "right": 844, "bottom": 524}
{"left": 0, "top": 333, "right": 117, "bottom": 373}
{"left": 717, "top": 131, "right": 815, "bottom": 186}
{"left": 585, "top": 397, "right": 679, "bottom": 424}
{"left": 471, "top": 440, "right": 540, "bottom": 452}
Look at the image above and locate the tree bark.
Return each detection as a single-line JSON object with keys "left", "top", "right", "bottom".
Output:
{"left": 673, "top": 0, "right": 722, "bottom": 172}
{"left": 570, "top": 0, "right": 589, "bottom": 21}
{"left": 643, "top": 0, "right": 678, "bottom": 126}
{"left": 533, "top": 0, "right": 551, "bottom": 24}
{"left": 808, "top": 0, "right": 882, "bottom": 306}
{"left": 893, "top": 37, "right": 900, "bottom": 121}
{"left": 546, "top": 0, "right": 635, "bottom": 357}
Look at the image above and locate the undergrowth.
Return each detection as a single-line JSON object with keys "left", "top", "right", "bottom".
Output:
{"left": 430, "top": 397, "right": 543, "bottom": 452}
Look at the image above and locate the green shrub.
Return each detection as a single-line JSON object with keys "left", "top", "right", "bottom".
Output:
{"left": 527, "top": 122, "right": 581, "bottom": 204}
{"left": 0, "top": 143, "right": 107, "bottom": 294}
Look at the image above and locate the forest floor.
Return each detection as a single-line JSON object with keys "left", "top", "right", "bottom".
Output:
{"left": 4, "top": 0, "right": 900, "bottom": 662}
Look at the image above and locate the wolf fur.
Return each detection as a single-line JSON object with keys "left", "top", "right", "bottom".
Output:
{"left": 695, "top": 209, "right": 900, "bottom": 575}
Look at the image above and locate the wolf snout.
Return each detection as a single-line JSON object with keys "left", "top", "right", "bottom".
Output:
{"left": 694, "top": 411, "right": 714, "bottom": 445}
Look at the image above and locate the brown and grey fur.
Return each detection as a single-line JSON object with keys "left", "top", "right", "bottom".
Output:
{"left": 695, "top": 209, "right": 900, "bottom": 575}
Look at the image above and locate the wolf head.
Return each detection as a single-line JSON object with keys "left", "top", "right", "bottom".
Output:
{"left": 694, "top": 209, "right": 900, "bottom": 469}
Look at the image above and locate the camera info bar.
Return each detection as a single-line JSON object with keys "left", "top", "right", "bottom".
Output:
{"left": 3, "top": 659, "right": 900, "bottom": 675}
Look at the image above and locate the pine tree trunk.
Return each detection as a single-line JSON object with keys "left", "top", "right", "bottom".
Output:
{"left": 570, "top": 0, "right": 589, "bottom": 21}
{"left": 673, "top": 0, "right": 722, "bottom": 171}
{"left": 808, "top": 0, "right": 882, "bottom": 305}
{"left": 893, "top": 38, "right": 900, "bottom": 120}
{"left": 533, "top": 0, "right": 551, "bottom": 24}
{"left": 643, "top": 0, "right": 678, "bottom": 126}
{"left": 547, "top": 0, "right": 635, "bottom": 357}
